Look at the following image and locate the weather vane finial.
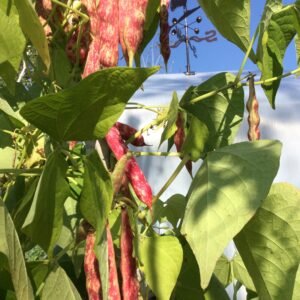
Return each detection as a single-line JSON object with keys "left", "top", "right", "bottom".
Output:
{"left": 170, "top": 0, "right": 217, "bottom": 75}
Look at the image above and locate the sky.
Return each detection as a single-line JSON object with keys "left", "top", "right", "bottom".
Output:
{"left": 139, "top": 0, "right": 298, "bottom": 74}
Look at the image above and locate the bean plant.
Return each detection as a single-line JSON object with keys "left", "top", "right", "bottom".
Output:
{"left": 1, "top": 0, "right": 300, "bottom": 299}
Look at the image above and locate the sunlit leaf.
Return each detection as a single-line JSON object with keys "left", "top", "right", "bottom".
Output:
{"left": 235, "top": 183, "right": 300, "bottom": 300}
{"left": 159, "top": 92, "right": 179, "bottom": 147}
{"left": 22, "top": 151, "right": 70, "bottom": 256}
{"left": 80, "top": 150, "right": 113, "bottom": 238}
{"left": 214, "top": 255, "right": 232, "bottom": 287}
{"left": 232, "top": 254, "right": 255, "bottom": 291}
{"left": 180, "top": 72, "right": 244, "bottom": 160}
{"left": 20, "top": 67, "right": 159, "bottom": 141}
{"left": 14, "top": 0, "right": 50, "bottom": 71}
{"left": 0, "top": 6, "right": 25, "bottom": 71}
{"left": 153, "top": 194, "right": 187, "bottom": 230}
{"left": 295, "top": 35, "right": 300, "bottom": 75}
{"left": 257, "top": 4, "right": 300, "bottom": 108}
{"left": 0, "top": 5, "right": 26, "bottom": 93}
{"left": 292, "top": 265, "right": 300, "bottom": 300}
{"left": 41, "top": 265, "right": 81, "bottom": 300}
{"left": 181, "top": 140, "right": 282, "bottom": 289}
{"left": 0, "top": 199, "right": 34, "bottom": 300}
{"left": 138, "top": 0, "right": 160, "bottom": 57}
{"left": 173, "top": 242, "right": 230, "bottom": 300}
{"left": 139, "top": 236, "right": 183, "bottom": 300}
{"left": 198, "top": 0, "right": 255, "bottom": 62}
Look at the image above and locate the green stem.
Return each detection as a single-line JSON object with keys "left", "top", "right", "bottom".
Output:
{"left": 125, "top": 106, "right": 160, "bottom": 114}
{"left": 234, "top": 26, "right": 259, "bottom": 85}
{"left": 51, "top": 242, "right": 74, "bottom": 263}
{"left": 128, "top": 102, "right": 168, "bottom": 109}
{"left": 67, "top": 176, "right": 83, "bottom": 188}
{"left": 153, "top": 155, "right": 190, "bottom": 203}
{"left": 126, "top": 115, "right": 165, "bottom": 145}
{"left": 130, "top": 151, "right": 182, "bottom": 157}
{"left": 74, "top": 21, "right": 84, "bottom": 68}
{"left": 51, "top": 0, "right": 89, "bottom": 21}
{"left": 35, "top": 242, "right": 73, "bottom": 297}
{"left": 35, "top": 282, "right": 45, "bottom": 297}
{"left": 0, "top": 169, "right": 42, "bottom": 175}
{"left": 189, "top": 66, "right": 300, "bottom": 105}
{"left": 253, "top": 67, "right": 300, "bottom": 85}
{"left": 189, "top": 81, "right": 238, "bottom": 104}
{"left": 126, "top": 102, "right": 168, "bottom": 114}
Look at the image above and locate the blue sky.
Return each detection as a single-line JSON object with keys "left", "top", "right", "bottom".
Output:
{"left": 140, "top": 0, "right": 298, "bottom": 73}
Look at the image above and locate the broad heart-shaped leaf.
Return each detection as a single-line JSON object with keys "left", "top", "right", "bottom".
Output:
{"left": 139, "top": 236, "right": 183, "bottom": 300}
{"left": 234, "top": 183, "right": 300, "bottom": 300}
{"left": 232, "top": 254, "right": 255, "bottom": 292}
{"left": 80, "top": 150, "right": 113, "bottom": 237}
{"left": 0, "top": 97, "right": 24, "bottom": 128}
{"left": 95, "top": 232, "right": 109, "bottom": 300}
{"left": 0, "top": 6, "right": 25, "bottom": 70}
{"left": 20, "top": 67, "right": 159, "bottom": 141}
{"left": 0, "top": 97, "right": 24, "bottom": 149}
{"left": 180, "top": 72, "right": 244, "bottom": 159}
{"left": 256, "top": 0, "right": 282, "bottom": 59}
{"left": 41, "top": 265, "right": 81, "bottom": 300}
{"left": 0, "top": 199, "right": 34, "bottom": 300}
{"left": 295, "top": 35, "right": 300, "bottom": 74}
{"left": 182, "top": 115, "right": 209, "bottom": 161}
{"left": 14, "top": 0, "right": 50, "bottom": 71}
{"left": 79, "top": 151, "right": 112, "bottom": 300}
{"left": 49, "top": 45, "right": 73, "bottom": 89}
{"left": 22, "top": 150, "right": 70, "bottom": 256}
{"left": 257, "top": 4, "right": 300, "bottom": 108}
{"left": 180, "top": 140, "right": 282, "bottom": 289}
{"left": 26, "top": 261, "right": 49, "bottom": 295}
{"left": 153, "top": 194, "right": 187, "bottom": 231}
{"left": 198, "top": 0, "right": 256, "bottom": 62}
{"left": 0, "top": 148, "right": 15, "bottom": 168}
{"left": 292, "top": 265, "right": 300, "bottom": 300}
{"left": 173, "top": 241, "right": 230, "bottom": 300}
{"left": 159, "top": 92, "right": 179, "bottom": 147}
{"left": 0, "top": 5, "right": 26, "bottom": 93}
{"left": 214, "top": 255, "right": 232, "bottom": 287}
{"left": 137, "top": 0, "right": 160, "bottom": 58}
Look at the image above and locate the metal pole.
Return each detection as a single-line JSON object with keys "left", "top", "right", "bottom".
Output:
{"left": 184, "top": 5, "right": 194, "bottom": 75}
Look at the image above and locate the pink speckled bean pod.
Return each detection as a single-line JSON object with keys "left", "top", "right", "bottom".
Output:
{"left": 84, "top": 232, "right": 102, "bottom": 300}
{"left": 115, "top": 122, "right": 146, "bottom": 147}
{"left": 121, "top": 0, "right": 149, "bottom": 66}
{"left": 120, "top": 208, "right": 139, "bottom": 300}
{"left": 106, "top": 126, "right": 153, "bottom": 208}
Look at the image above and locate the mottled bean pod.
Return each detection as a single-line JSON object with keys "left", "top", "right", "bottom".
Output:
{"left": 160, "top": 0, "right": 171, "bottom": 69}
{"left": 106, "top": 126, "right": 153, "bottom": 208}
{"left": 246, "top": 76, "right": 260, "bottom": 141}
{"left": 115, "top": 122, "right": 146, "bottom": 147}
{"left": 120, "top": 208, "right": 139, "bottom": 300}
{"left": 84, "top": 232, "right": 102, "bottom": 300}
{"left": 107, "top": 224, "right": 121, "bottom": 300}
{"left": 120, "top": 0, "right": 149, "bottom": 66}
{"left": 174, "top": 112, "right": 192, "bottom": 175}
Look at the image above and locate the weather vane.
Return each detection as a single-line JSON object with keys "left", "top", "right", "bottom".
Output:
{"left": 170, "top": 0, "right": 217, "bottom": 75}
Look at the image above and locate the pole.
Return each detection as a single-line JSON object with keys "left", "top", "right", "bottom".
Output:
{"left": 184, "top": 5, "right": 195, "bottom": 75}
